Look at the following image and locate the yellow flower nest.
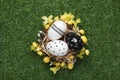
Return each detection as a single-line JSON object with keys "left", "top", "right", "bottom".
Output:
{"left": 31, "top": 12, "right": 90, "bottom": 74}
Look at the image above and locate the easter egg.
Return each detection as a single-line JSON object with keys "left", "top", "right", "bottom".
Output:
{"left": 46, "top": 40, "right": 68, "bottom": 56}
{"left": 66, "top": 32, "right": 84, "bottom": 51}
{"left": 47, "top": 20, "right": 67, "bottom": 40}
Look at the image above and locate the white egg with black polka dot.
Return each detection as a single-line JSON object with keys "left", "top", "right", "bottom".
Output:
{"left": 46, "top": 40, "right": 68, "bottom": 56}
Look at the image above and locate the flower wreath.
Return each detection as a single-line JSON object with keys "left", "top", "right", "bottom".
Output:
{"left": 31, "top": 12, "right": 90, "bottom": 74}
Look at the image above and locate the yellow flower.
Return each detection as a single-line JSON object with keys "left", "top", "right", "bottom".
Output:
{"left": 82, "top": 47, "right": 86, "bottom": 50}
{"left": 48, "top": 15, "right": 53, "bottom": 19}
{"left": 77, "top": 52, "right": 84, "bottom": 59}
{"left": 73, "top": 19, "right": 80, "bottom": 27}
{"left": 41, "top": 15, "right": 53, "bottom": 26}
{"left": 54, "top": 62, "right": 60, "bottom": 67}
{"left": 48, "top": 19, "right": 53, "bottom": 24}
{"left": 60, "top": 12, "right": 74, "bottom": 21}
{"left": 30, "top": 45, "right": 36, "bottom": 51}
{"left": 43, "top": 21, "right": 48, "bottom": 26}
{"left": 69, "top": 55, "right": 74, "bottom": 59}
{"left": 76, "top": 18, "right": 81, "bottom": 24}
{"left": 50, "top": 67, "right": 60, "bottom": 74}
{"left": 41, "top": 16, "right": 47, "bottom": 20}
{"left": 60, "top": 62, "right": 66, "bottom": 67}
{"left": 36, "top": 46, "right": 42, "bottom": 51}
{"left": 43, "top": 56, "right": 51, "bottom": 63}
{"left": 32, "top": 42, "right": 39, "bottom": 48}
{"left": 80, "top": 47, "right": 86, "bottom": 55}
{"left": 67, "top": 20, "right": 75, "bottom": 25}
{"left": 81, "top": 36, "right": 88, "bottom": 43}
{"left": 79, "top": 29, "right": 85, "bottom": 34}
{"left": 54, "top": 16, "right": 59, "bottom": 20}
{"left": 68, "top": 62, "right": 74, "bottom": 70}
{"left": 31, "top": 42, "right": 39, "bottom": 51}
{"left": 37, "top": 51, "right": 43, "bottom": 56}
{"left": 85, "top": 49, "right": 90, "bottom": 56}
{"left": 41, "top": 15, "right": 53, "bottom": 20}
{"left": 44, "top": 24, "right": 50, "bottom": 29}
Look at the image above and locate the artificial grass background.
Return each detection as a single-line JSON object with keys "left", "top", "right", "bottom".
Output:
{"left": 0, "top": 0, "right": 120, "bottom": 80}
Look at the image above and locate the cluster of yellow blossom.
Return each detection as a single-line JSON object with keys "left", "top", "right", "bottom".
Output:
{"left": 31, "top": 32, "right": 89, "bottom": 74}
{"left": 41, "top": 12, "right": 81, "bottom": 30}
{"left": 77, "top": 29, "right": 90, "bottom": 59}
{"left": 31, "top": 42, "right": 76, "bottom": 74}
{"left": 31, "top": 42, "right": 89, "bottom": 74}
{"left": 41, "top": 15, "right": 53, "bottom": 29}
{"left": 77, "top": 47, "right": 90, "bottom": 59}
{"left": 60, "top": 12, "right": 81, "bottom": 27}
{"left": 49, "top": 60, "right": 74, "bottom": 74}
{"left": 31, "top": 42, "right": 44, "bottom": 56}
{"left": 30, "top": 12, "right": 90, "bottom": 74}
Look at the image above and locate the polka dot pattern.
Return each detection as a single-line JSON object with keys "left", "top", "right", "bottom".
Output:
{"left": 46, "top": 40, "right": 68, "bottom": 56}
{"left": 66, "top": 32, "right": 84, "bottom": 51}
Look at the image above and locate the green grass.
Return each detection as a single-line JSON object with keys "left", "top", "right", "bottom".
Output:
{"left": 0, "top": 0, "right": 120, "bottom": 80}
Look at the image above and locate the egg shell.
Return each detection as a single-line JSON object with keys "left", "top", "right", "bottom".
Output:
{"left": 47, "top": 20, "right": 67, "bottom": 40}
{"left": 46, "top": 40, "right": 68, "bottom": 56}
{"left": 66, "top": 32, "right": 84, "bottom": 51}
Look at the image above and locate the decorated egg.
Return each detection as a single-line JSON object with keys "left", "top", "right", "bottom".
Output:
{"left": 66, "top": 32, "right": 84, "bottom": 51}
{"left": 46, "top": 40, "right": 68, "bottom": 56}
{"left": 47, "top": 20, "right": 67, "bottom": 40}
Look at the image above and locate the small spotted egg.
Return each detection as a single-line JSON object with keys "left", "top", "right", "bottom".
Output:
{"left": 46, "top": 40, "right": 68, "bottom": 57}
{"left": 47, "top": 20, "right": 67, "bottom": 40}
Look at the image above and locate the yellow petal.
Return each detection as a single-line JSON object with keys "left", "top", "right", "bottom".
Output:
{"left": 43, "top": 56, "right": 51, "bottom": 63}
{"left": 36, "top": 46, "right": 42, "bottom": 51}
{"left": 81, "top": 36, "right": 88, "bottom": 43}
{"left": 69, "top": 55, "right": 74, "bottom": 59}
{"left": 54, "top": 16, "right": 59, "bottom": 20}
{"left": 48, "top": 19, "right": 53, "bottom": 24}
{"left": 85, "top": 49, "right": 90, "bottom": 56}
{"left": 79, "top": 29, "right": 85, "bottom": 34}
{"left": 76, "top": 18, "right": 81, "bottom": 23}
{"left": 67, "top": 20, "right": 75, "bottom": 24}
{"left": 50, "top": 67, "right": 60, "bottom": 74}
{"left": 41, "top": 16, "right": 47, "bottom": 20}
{"left": 82, "top": 47, "right": 85, "bottom": 51}
{"left": 70, "top": 15, "right": 74, "bottom": 20}
{"left": 44, "top": 24, "right": 50, "bottom": 29}
{"left": 54, "top": 62, "right": 60, "bottom": 67}
{"left": 43, "top": 21, "right": 48, "bottom": 26}
{"left": 32, "top": 42, "right": 39, "bottom": 48}
{"left": 60, "top": 62, "right": 66, "bottom": 67}
{"left": 77, "top": 53, "right": 84, "bottom": 59}
{"left": 37, "top": 51, "right": 43, "bottom": 56}
{"left": 79, "top": 55, "right": 83, "bottom": 59}
{"left": 60, "top": 15, "right": 66, "bottom": 21}
{"left": 68, "top": 63, "right": 74, "bottom": 70}
{"left": 30, "top": 45, "right": 36, "bottom": 51}
{"left": 74, "top": 23, "right": 77, "bottom": 27}
{"left": 64, "top": 12, "right": 67, "bottom": 15}
{"left": 67, "top": 21, "right": 72, "bottom": 24}
{"left": 48, "top": 15, "right": 53, "bottom": 19}
{"left": 60, "top": 12, "right": 74, "bottom": 21}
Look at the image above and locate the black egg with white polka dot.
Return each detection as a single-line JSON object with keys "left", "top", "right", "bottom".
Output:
{"left": 66, "top": 32, "right": 84, "bottom": 51}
